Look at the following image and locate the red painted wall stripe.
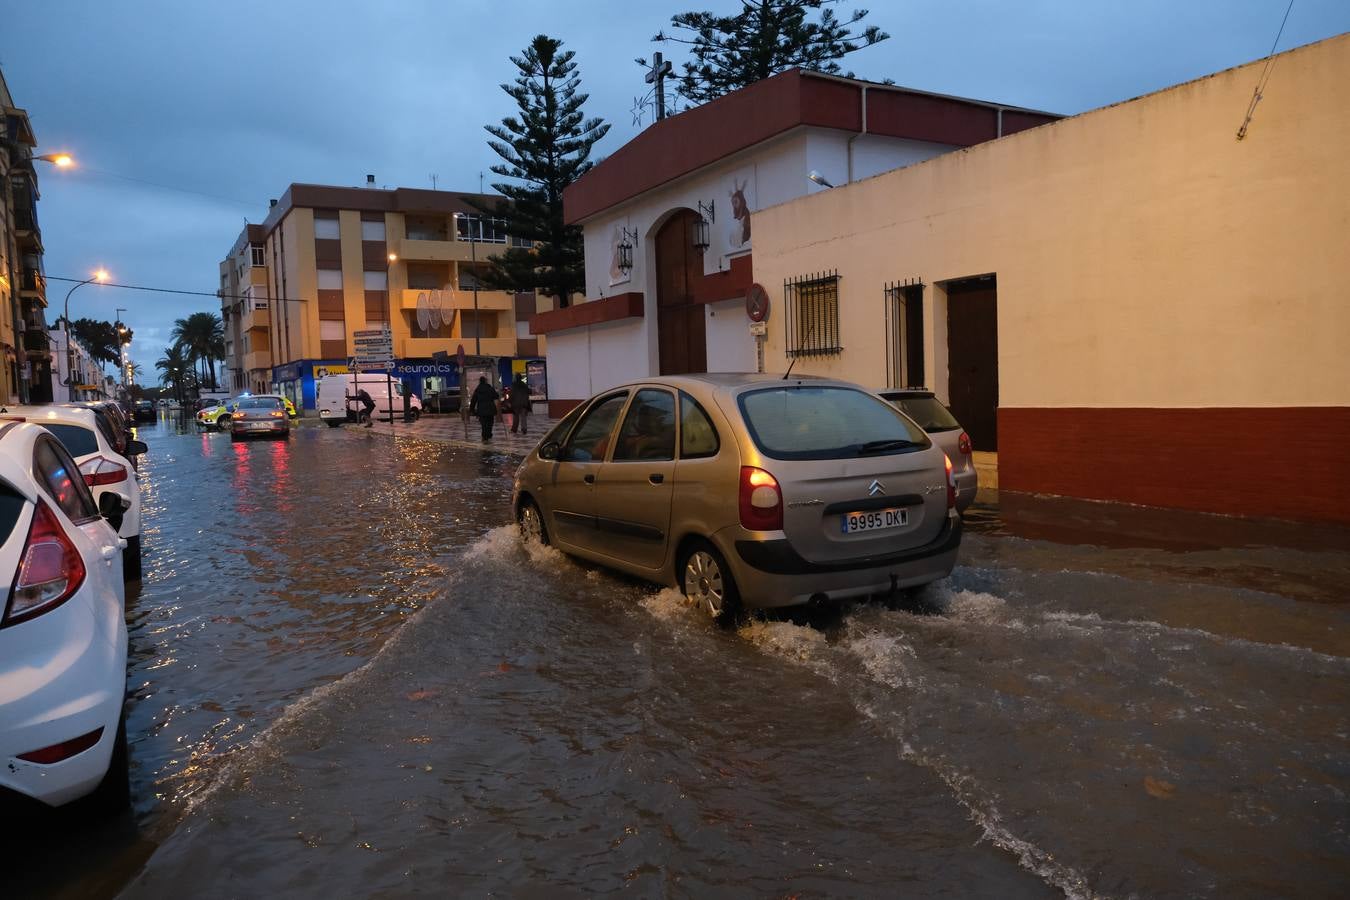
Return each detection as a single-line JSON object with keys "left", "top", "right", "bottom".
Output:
{"left": 999, "top": 407, "right": 1350, "bottom": 524}
{"left": 530, "top": 292, "right": 643, "bottom": 335}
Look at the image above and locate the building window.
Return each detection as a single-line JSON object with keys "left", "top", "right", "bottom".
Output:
{"left": 317, "top": 268, "right": 343, "bottom": 290}
{"left": 314, "top": 215, "right": 340, "bottom": 240}
{"left": 407, "top": 311, "right": 454, "bottom": 339}
{"left": 456, "top": 214, "right": 508, "bottom": 244}
{"left": 320, "top": 320, "right": 345, "bottom": 341}
{"left": 362, "top": 270, "right": 387, "bottom": 290}
{"left": 360, "top": 219, "right": 385, "bottom": 241}
{"left": 784, "top": 272, "right": 841, "bottom": 357}
{"left": 250, "top": 244, "right": 265, "bottom": 267}
{"left": 460, "top": 310, "right": 499, "bottom": 339}
{"left": 884, "top": 281, "right": 925, "bottom": 388}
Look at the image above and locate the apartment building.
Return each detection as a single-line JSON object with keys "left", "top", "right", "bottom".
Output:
{"left": 1, "top": 67, "right": 51, "bottom": 404}
{"left": 245, "top": 181, "right": 547, "bottom": 411}
{"left": 219, "top": 224, "right": 272, "bottom": 394}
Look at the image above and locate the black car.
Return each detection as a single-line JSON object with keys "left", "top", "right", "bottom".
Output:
{"left": 133, "top": 399, "right": 155, "bottom": 422}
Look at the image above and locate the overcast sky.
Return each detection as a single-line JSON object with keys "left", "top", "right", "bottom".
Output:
{"left": 3, "top": 0, "right": 1346, "bottom": 372}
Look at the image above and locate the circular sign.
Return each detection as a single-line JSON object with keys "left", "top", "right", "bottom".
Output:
{"left": 746, "top": 283, "right": 770, "bottom": 323}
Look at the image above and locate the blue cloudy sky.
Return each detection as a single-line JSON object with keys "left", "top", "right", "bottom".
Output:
{"left": 3, "top": 0, "right": 1346, "bottom": 373}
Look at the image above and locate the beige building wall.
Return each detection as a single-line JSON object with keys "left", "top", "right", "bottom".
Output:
{"left": 753, "top": 33, "right": 1350, "bottom": 409}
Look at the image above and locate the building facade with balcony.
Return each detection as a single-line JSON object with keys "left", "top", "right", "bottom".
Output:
{"left": 219, "top": 223, "right": 272, "bottom": 394}
{"left": 1, "top": 66, "right": 52, "bottom": 404}
{"left": 244, "top": 182, "right": 547, "bottom": 411}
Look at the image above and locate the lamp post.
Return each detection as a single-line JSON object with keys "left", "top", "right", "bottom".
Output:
{"left": 62, "top": 269, "right": 108, "bottom": 401}
{"left": 115, "top": 308, "right": 129, "bottom": 396}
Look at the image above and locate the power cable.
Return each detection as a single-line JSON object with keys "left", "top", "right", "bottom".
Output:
{"left": 1236, "top": 0, "right": 1295, "bottom": 140}
{"left": 65, "top": 166, "right": 259, "bottom": 209}
{"left": 46, "top": 274, "right": 306, "bottom": 305}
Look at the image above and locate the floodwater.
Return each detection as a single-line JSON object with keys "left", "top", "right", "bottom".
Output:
{"left": 10, "top": 416, "right": 1350, "bottom": 899}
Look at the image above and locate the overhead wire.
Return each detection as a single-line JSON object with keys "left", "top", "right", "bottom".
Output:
{"left": 46, "top": 274, "right": 306, "bottom": 305}
{"left": 1236, "top": 0, "right": 1295, "bottom": 140}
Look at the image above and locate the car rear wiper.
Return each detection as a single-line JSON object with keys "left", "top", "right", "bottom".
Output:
{"left": 857, "top": 438, "right": 915, "bottom": 454}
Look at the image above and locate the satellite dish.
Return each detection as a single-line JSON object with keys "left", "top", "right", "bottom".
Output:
{"left": 427, "top": 289, "right": 443, "bottom": 329}
{"left": 415, "top": 292, "right": 431, "bottom": 332}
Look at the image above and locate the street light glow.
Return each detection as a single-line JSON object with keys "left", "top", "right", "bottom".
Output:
{"left": 51, "top": 153, "right": 74, "bottom": 168}
{"left": 388, "top": 253, "right": 397, "bottom": 262}
{"left": 94, "top": 269, "right": 109, "bottom": 282}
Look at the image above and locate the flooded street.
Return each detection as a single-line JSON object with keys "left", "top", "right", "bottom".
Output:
{"left": 13, "top": 418, "right": 1350, "bottom": 899}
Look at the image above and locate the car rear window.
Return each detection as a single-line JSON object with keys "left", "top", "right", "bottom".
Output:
{"left": 237, "top": 398, "right": 284, "bottom": 410}
{"left": 0, "top": 481, "right": 25, "bottom": 548}
{"left": 886, "top": 395, "right": 961, "bottom": 432}
{"left": 42, "top": 423, "right": 100, "bottom": 457}
{"left": 738, "top": 385, "right": 930, "bottom": 460}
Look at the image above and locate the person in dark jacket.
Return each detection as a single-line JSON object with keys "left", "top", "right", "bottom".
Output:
{"left": 469, "top": 376, "right": 499, "bottom": 441}
{"left": 354, "top": 387, "right": 376, "bottom": 428}
{"left": 509, "top": 373, "right": 531, "bottom": 435}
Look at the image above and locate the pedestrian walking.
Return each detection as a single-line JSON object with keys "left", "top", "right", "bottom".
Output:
{"left": 470, "top": 376, "right": 499, "bottom": 441}
{"left": 354, "top": 387, "right": 376, "bottom": 427}
{"left": 509, "top": 373, "right": 531, "bottom": 435}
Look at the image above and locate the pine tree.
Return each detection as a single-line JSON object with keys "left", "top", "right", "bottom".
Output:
{"left": 477, "top": 35, "right": 610, "bottom": 308}
{"left": 647, "top": 0, "right": 888, "bottom": 105}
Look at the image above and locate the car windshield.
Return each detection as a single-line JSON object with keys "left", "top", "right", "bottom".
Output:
{"left": 738, "top": 385, "right": 930, "bottom": 460}
{"left": 42, "top": 423, "right": 100, "bottom": 457}
{"left": 886, "top": 394, "right": 961, "bottom": 432}
{"left": 237, "top": 398, "right": 283, "bottom": 410}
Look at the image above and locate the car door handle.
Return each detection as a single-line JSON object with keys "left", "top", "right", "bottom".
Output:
{"left": 583, "top": 474, "right": 595, "bottom": 484}
{"left": 649, "top": 474, "right": 664, "bottom": 485}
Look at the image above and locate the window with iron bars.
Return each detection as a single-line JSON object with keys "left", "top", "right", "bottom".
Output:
{"left": 784, "top": 271, "right": 841, "bottom": 357}
{"left": 884, "top": 280, "right": 925, "bottom": 388}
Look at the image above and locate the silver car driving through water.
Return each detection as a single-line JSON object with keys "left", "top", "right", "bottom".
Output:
{"left": 513, "top": 374, "right": 961, "bottom": 620}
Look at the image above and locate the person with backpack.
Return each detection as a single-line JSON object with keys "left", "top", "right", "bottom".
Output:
{"left": 509, "top": 373, "right": 531, "bottom": 435}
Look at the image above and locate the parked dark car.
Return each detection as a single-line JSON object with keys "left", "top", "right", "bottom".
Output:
{"left": 133, "top": 399, "right": 155, "bottom": 422}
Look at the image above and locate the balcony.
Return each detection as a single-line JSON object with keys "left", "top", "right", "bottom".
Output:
{"left": 23, "top": 329, "right": 51, "bottom": 357}
{"left": 243, "top": 349, "right": 272, "bottom": 372}
{"left": 243, "top": 304, "right": 270, "bottom": 331}
{"left": 14, "top": 208, "right": 42, "bottom": 251}
{"left": 398, "top": 336, "right": 517, "bottom": 359}
{"left": 19, "top": 268, "right": 45, "bottom": 302}
{"left": 399, "top": 288, "right": 514, "bottom": 312}
{"left": 391, "top": 237, "right": 478, "bottom": 263}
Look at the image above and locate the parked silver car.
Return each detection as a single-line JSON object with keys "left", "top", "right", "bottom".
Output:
{"left": 229, "top": 397, "right": 291, "bottom": 440}
{"left": 513, "top": 374, "right": 961, "bottom": 621}
{"left": 876, "top": 389, "right": 978, "bottom": 512}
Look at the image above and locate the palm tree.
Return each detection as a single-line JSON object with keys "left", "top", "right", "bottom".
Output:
{"left": 171, "top": 312, "right": 225, "bottom": 391}
{"left": 156, "top": 344, "right": 191, "bottom": 404}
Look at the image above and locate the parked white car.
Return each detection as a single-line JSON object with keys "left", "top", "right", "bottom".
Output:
{"left": 0, "top": 419, "right": 130, "bottom": 809}
{"left": 4, "top": 405, "right": 147, "bottom": 580}
{"left": 316, "top": 373, "right": 423, "bottom": 427}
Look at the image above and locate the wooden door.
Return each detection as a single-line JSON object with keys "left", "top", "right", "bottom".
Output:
{"left": 946, "top": 278, "right": 999, "bottom": 451}
{"left": 655, "top": 210, "right": 707, "bottom": 375}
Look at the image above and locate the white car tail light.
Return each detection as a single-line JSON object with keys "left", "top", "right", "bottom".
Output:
{"left": 78, "top": 455, "right": 128, "bottom": 487}
{"left": 3, "top": 500, "right": 87, "bottom": 627}
{"left": 944, "top": 454, "right": 957, "bottom": 510}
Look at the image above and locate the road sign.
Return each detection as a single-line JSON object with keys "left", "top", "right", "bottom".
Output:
{"left": 353, "top": 328, "right": 394, "bottom": 369}
{"left": 746, "top": 283, "right": 770, "bottom": 322}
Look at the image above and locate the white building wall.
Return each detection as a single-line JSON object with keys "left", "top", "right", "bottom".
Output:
{"left": 705, "top": 299, "right": 756, "bottom": 372}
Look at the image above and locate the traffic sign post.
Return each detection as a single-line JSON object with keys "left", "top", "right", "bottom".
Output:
{"left": 352, "top": 328, "right": 396, "bottom": 427}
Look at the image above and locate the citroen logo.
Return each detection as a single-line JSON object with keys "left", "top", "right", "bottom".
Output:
{"left": 868, "top": 479, "right": 885, "bottom": 497}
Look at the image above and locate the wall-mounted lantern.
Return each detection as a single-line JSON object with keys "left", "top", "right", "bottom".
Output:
{"left": 617, "top": 226, "right": 638, "bottom": 276}
{"left": 692, "top": 199, "right": 715, "bottom": 252}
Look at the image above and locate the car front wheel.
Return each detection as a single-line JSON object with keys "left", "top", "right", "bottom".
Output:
{"left": 518, "top": 499, "right": 548, "bottom": 546}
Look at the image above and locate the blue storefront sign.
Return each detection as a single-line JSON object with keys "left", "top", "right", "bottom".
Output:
{"left": 272, "top": 355, "right": 544, "bottom": 411}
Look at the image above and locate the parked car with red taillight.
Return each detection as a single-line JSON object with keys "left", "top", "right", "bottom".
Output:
{"left": 875, "top": 388, "right": 978, "bottom": 512}
{"left": 3, "top": 406, "right": 146, "bottom": 580}
{"left": 512, "top": 374, "right": 961, "bottom": 622}
{"left": 0, "top": 419, "right": 130, "bottom": 810}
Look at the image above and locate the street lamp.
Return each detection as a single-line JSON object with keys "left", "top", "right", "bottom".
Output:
{"left": 35, "top": 153, "right": 74, "bottom": 168}
{"left": 807, "top": 170, "right": 835, "bottom": 189}
{"left": 453, "top": 213, "right": 482, "bottom": 356}
{"left": 63, "top": 270, "right": 109, "bottom": 401}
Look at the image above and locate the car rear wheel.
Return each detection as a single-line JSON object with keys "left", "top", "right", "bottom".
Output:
{"left": 408, "top": 408, "right": 421, "bottom": 422}
{"left": 680, "top": 541, "right": 741, "bottom": 624}
{"left": 325, "top": 419, "right": 342, "bottom": 428}
{"left": 518, "top": 499, "right": 548, "bottom": 546}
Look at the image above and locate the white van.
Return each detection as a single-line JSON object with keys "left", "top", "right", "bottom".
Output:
{"left": 316, "top": 373, "right": 422, "bottom": 427}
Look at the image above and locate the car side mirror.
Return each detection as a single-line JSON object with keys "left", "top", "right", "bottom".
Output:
{"left": 126, "top": 439, "right": 148, "bottom": 456}
{"left": 539, "top": 440, "right": 560, "bottom": 461}
{"left": 98, "top": 491, "right": 131, "bottom": 531}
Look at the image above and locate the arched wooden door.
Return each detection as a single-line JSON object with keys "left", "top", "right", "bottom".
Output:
{"left": 655, "top": 209, "right": 707, "bottom": 375}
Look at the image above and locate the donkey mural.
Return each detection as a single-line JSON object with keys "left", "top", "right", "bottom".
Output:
{"left": 728, "top": 178, "right": 751, "bottom": 248}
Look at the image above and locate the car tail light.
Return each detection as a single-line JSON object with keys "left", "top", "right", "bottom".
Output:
{"left": 944, "top": 454, "right": 956, "bottom": 510}
{"left": 78, "top": 455, "right": 127, "bottom": 487}
{"left": 3, "top": 501, "right": 87, "bottom": 627}
{"left": 17, "top": 727, "right": 104, "bottom": 764}
{"left": 739, "top": 466, "right": 783, "bottom": 531}
{"left": 234, "top": 411, "right": 247, "bottom": 420}
{"left": 270, "top": 411, "right": 284, "bottom": 419}
{"left": 958, "top": 432, "right": 972, "bottom": 455}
